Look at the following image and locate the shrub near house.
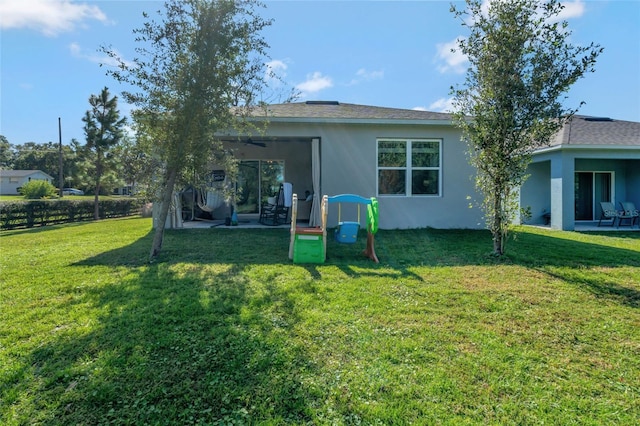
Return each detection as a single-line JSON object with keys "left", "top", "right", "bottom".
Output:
{"left": 19, "top": 180, "right": 58, "bottom": 199}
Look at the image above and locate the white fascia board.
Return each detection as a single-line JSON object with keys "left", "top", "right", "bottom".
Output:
{"left": 533, "top": 144, "right": 640, "bottom": 155}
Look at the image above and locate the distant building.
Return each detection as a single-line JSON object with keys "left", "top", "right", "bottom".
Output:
{"left": 0, "top": 170, "right": 54, "bottom": 195}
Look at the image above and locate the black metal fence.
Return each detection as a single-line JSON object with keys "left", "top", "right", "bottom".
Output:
{"left": 0, "top": 199, "right": 143, "bottom": 230}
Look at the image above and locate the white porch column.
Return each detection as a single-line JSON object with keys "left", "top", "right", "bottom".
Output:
{"left": 550, "top": 153, "right": 575, "bottom": 231}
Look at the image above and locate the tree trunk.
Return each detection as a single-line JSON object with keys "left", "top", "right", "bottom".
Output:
{"left": 492, "top": 188, "right": 504, "bottom": 256}
{"left": 94, "top": 150, "right": 102, "bottom": 220}
{"left": 94, "top": 189, "right": 100, "bottom": 220}
{"left": 492, "top": 228, "right": 503, "bottom": 255}
{"left": 149, "top": 166, "right": 179, "bottom": 260}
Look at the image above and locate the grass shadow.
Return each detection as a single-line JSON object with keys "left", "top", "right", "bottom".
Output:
{"left": 23, "top": 246, "right": 321, "bottom": 423}
{"left": 506, "top": 229, "right": 640, "bottom": 308}
{"left": 78, "top": 226, "right": 640, "bottom": 310}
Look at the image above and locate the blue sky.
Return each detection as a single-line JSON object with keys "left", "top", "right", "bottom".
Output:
{"left": 1, "top": 0, "right": 639, "bottom": 145}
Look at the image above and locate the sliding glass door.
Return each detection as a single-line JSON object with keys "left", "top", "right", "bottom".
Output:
{"left": 575, "top": 172, "right": 613, "bottom": 221}
{"left": 235, "top": 160, "right": 284, "bottom": 214}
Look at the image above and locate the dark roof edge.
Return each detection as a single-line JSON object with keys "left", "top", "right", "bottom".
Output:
{"left": 249, "top": 116, "right": 455, "bottom": 126}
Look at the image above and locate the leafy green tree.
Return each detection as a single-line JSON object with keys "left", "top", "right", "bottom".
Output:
{"left": 63, "top": 139, "right": 84, "bottom": 189}
{"left": 82, "top": 87, "right": 126, "bottom": 219}
{"left": 114, "top": 133, "right": 157, "bottom": 199}
{"left": 104, "top": 0, "right": 274, "bottom": 259}
{"left": 450, "top": 0, "right": 602, "bottom": 255}
{"left": 3, "top": 138, "right": 83, "bottom": 189}
{"left": 0, "top": 136, "right": 13, "bottom": 169}
{"left": 12, "top": 142, "right": 59, "bottom": 179}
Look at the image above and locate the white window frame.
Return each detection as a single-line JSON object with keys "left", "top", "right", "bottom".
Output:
{"left": 376, "top": 138, "right": 442, "bottom": 197}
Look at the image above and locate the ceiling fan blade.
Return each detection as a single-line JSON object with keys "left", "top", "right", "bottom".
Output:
{"left": 246, "top": 138, "right": 267, "bottom": 147}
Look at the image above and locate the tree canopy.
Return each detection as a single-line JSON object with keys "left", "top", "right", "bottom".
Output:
{"left": 103, "top": 0, "right": 275, "bottom": 259}
{"left": 450, "top": 0, "right": 602, "bottom": 255}
{"left": 82, "top": 87, "right": 127, "bottom": 219}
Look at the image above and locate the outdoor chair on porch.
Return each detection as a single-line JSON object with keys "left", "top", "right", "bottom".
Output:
{"left": 618, "top": 201, "right": 639, "bottom": 227}
{"left": 259, "top": 183, "right": 292, "bottom": 226}
{"left": 598, "top": 202, "right": 619, "bottom": 227}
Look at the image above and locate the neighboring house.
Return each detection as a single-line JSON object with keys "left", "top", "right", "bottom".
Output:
{"left": 520, "top": 116, "right": 640, "bottom": 230}
{"left": 0, "top": 170, "right": 54, "bottom": 195}
{"left": 210, "top": 101, "right": 484, "bottom": 230}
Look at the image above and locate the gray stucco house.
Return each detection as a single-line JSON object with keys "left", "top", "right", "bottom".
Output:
{"left": 214, "top": 101, "right": 484, "bottom": 229}
{"left": 0, "top": 170, "right": 54, "bottom": 195}
{"left": 520, "top": 116, "right": 640, "bottom": 230}
{"left": 173, "top": 101, "right": 639, "bottom": 231}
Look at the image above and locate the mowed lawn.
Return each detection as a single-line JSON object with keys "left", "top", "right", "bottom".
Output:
{"left": 1, "top": 217, "right": 638, "bottom": 425}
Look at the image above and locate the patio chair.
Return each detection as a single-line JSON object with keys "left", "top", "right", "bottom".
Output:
{"left": 259, "top": 183, "right": 292, "bottom": 226}
{"left": 598, "top": 201, "right": 619, "bottom": 227}
{"left": 618, "top": 201, "right": 639, "bottom": 227}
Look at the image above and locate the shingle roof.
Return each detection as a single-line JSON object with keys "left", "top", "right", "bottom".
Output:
{"left": 247, "top": 103, "right": 640, "bottom": 148}
{"left": 550, "top": 115, "right": 640, "bottom": 147}
{"left": 250, "top": 101, "right": 454, "bottom": 122}
{"left": 0, "top": 170, "right": 52, "bottom": 178}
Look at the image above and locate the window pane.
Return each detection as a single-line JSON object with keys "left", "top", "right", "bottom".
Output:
{"left": 378, "top": 141, "right": 406, "bottom": 167}
{"left": 260, "top": 160, "right": 285, "bottom": 202}
{"left": 574, "top": 172, "right": 593, "bottom": 220}
{"left": 412, "top": 170, "right": 439, "bottom": 195}
{"left": 379, "top": 170, "right": 406, "bottom": 195}
{"left": 412, "top": 141, "right": 439, "bottom": 167}
{"left": 237, "top": 161, "right": 259, "bottom": 213}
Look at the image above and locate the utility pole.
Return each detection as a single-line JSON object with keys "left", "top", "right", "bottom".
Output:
{"left": 58, "top": 117, "right": 63, "bottom": 197}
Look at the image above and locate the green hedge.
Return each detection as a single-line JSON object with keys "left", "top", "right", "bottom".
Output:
{"left": 0, "top": 199, "right": 143, "bottom": 230}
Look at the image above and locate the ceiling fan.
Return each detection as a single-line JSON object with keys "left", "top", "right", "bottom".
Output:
{"left": 245, "top": 137, "right": 267, "bottom": 148}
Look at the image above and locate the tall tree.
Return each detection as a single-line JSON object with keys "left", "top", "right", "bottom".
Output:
{"left": 103, "top": 0, "right": 274, "bottom": 259}
{"left": 0, "top": 136, "right": 12, "bottom": 169}
{"left": 450, "top": 0, "right": 602, "bottom": 255}
{"left": 82, "top": 87, "right": 126, "bottom": 219}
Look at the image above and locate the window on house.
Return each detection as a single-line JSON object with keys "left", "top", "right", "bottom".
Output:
{"left": 377, "top": 139, "right": 441, "bottom": 196}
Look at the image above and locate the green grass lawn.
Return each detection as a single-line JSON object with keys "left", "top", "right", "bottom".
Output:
{"left": 1, "top": 218, "right": 638, "bottom": 425}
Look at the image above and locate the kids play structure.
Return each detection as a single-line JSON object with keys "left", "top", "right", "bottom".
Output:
{"left": 289, "top": 193, "right": 379, "bottom": 264}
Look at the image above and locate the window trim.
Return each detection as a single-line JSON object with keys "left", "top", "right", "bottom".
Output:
{"left": 376, "top": 138, "right": 442, "bottom": 197}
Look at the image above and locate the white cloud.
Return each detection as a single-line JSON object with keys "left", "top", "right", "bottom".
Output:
{"left": 357, "top": 68, "right": 384, "bottom": 81}
{"left": 295, "top": 72, "right": 333, "bottom": 96}
{"left": 427, "top": 97, "right": 455, "bottom": 113}
{"left": 69, "top": 42, "right": 133, "bottom": 68}
{"left": 478, "top": 0, "right": 586, "bottom": 22}
{"left": 348, "top": 68, "right": 384, "bottom": 86}
{"left": 265, "top": 59, "right": 288, "bottom": 86}
{"left": 558, "top": 0, "right": 586, "bottom": 20}
{"left": 435, "top": 37, "right": 468, "bottom": 74}
{"left": 0, "top": 0, "right": 108, "bottom": 36}
{"left": 266, "top": 59, "right": 288, "bottom": 78}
